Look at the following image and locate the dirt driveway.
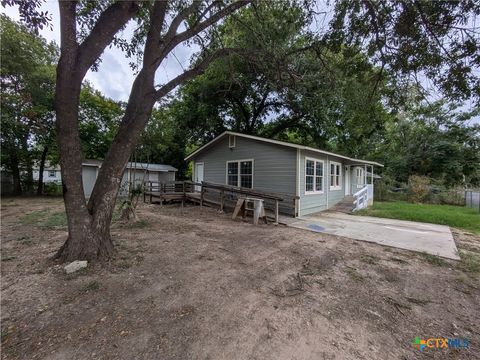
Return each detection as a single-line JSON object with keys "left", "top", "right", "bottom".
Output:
{"left": 1, "top": 198, "right": 479, "bottom": 359}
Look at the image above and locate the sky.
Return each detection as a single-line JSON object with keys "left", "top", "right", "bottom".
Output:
{"left": 1, "top": 1, "right": 197, "bottom": 102}
{"left": 1, "top": 1, "right": 478, "bottom": 123}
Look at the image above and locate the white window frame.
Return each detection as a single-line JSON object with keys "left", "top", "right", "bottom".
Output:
{"left": 304, "top": 157, "right": 324, "bottom": 195}
{"left": 225, "top": 159, "right": 254, "bottom": 188}
{"left": 356, "top": 167, "right": 365, "bottom": 188}
{"left": 329, "top": 161, "right": 342, "bottom": 191}
{"left": 48, "top": 170, "right": 56, "bottom": 178}
{"left": 228, "top": 135, "right": 236, "bottom": 148}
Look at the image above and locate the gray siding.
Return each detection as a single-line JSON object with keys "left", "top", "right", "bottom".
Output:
{"left": 298, "top": 150, "right": 346, "bottom": 216}
{"left": 191, "top": 136, "right": 359, "bottom": 216}
{"left": 193, "top": 136, "right": 297, "bottom": 195}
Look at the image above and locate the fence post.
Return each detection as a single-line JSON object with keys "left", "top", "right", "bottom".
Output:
{"left": 200, "top": 183, "right": 204, "bottom": 208}
{"left": 220, "top": 189, "right": 225, "bottom": 212}
{"left": 143, "top": 182, "right": 146, "bottom": 203}
{"left": 274, "top": 200, "right": 279, "bottom": 224}
{"left": 149, "top": 181, "right": 152, "bottom": 203}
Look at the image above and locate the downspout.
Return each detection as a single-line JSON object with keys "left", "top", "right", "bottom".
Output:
{"left": 296, "top": 149, "right": 300, "bottom": 217}
{"left": 326, "top": 155, "right": 329, "bottom": 209}
{"left": 364, "top": 164, "right": 367, "bottom": 187}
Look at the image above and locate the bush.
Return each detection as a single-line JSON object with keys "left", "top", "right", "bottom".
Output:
{"left": 407, "top": 176, "right": 430, "bottom": 203}
{"left": 42, "top": 182, "right": 63, "bottom": 196}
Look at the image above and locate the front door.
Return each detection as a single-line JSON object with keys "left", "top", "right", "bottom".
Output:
{"left": 345, "top": 166, "right": 351, "bottom": 195}
{"left": 194, "top": 162, "right": 204, "bottom": 191}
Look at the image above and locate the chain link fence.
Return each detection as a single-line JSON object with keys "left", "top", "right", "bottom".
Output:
{"left": 465, "top": 190, "right": 480, "bottom": 212}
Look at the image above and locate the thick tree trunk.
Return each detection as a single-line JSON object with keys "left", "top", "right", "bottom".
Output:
{"left": 10, "top": 151, "right": 22, "bottom": 196}
{"left": 52, "top": 0, "right": 245, "bottom": 262}
{"left": 87, "top": 69, "right": 157, "bottom": 225}
{"left": 21, "top": 135, "right": 34, "bottom": 194}
{"left": 37, "top": 146, "right": 48, "bottom": 195}
{"left": 53, "top": 2, "right": 114, "bottom": 261}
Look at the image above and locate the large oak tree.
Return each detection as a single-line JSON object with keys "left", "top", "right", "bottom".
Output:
{"left": 6, "top": 0, "right": 251, "bottom": 261}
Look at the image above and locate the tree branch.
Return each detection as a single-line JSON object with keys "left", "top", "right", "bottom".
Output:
{"left": 58, "top": 1, "right": 78, "bottom": 52}
{"left": 158, "top": 0, "right": 250, "bottom": 62}
{"left": 143, "top": 0, "right": 169, "bottom": 66}
{"left": 154, "top": 48, "right": 248, "bottom": 100}
{"left": 77, "top": 1, "right": 139, "bottom": 74}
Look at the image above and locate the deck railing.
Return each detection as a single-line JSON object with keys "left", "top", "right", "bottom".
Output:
{"left": 143, "top": 180, "right": 300, "bottom": 221}
{"left": 352, "top": 185, "right": 369, "bottom": 212}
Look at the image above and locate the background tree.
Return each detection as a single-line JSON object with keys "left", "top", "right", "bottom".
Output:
{"left": 378, "top": 100, "right": 480, "bottom": 187}
{"left": 329, "top": 0, "right": 480, "bottom": 104}
{"left": 78, "top": 83, "right": 124, "bottom": 160}
{"left": 0, "top": 14, "right": 57, "bottom": 194}
{"left": 170, "top": 4, "right": 392, "bottom": 158}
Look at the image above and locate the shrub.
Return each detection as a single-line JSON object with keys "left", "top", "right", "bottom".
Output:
{"left": 43, "top": 182, "right": 63, "bottom": 196}
{"left": 407, "top": 176, "right": 430, "bottom": 203}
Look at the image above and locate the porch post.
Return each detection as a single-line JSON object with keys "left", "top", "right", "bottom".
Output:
{"left": 364, "top": 164, "right": 367, "bottom": 186}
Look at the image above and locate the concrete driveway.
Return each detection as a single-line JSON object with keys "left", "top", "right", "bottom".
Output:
{"left": 289, "top": 212, "right": 460, "bottom": 260}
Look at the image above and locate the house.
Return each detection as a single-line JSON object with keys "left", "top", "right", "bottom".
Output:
{"left": 32, "top": 163, "right": 62, "bottom": 184}
{"left": 33, "top": 160, "right": 177, "bottom": 198}
{"left": 185, "top": 131, "right": 383, "bottom": 217}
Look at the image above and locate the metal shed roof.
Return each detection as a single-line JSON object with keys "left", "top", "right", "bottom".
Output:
{"left": 82, "top": 160, "right": 177, "bottom": 172}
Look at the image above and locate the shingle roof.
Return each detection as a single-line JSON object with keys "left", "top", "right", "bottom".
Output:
{"left": 184, "top": 131, "right": 383, "bottom": 167}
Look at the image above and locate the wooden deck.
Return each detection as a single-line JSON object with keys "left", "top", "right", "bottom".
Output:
{"left": 143, "top": 181, "right": 299, "bottom": 223}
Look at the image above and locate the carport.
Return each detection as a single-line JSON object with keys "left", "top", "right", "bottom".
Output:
{"left": 289, "top": 212, "right": 460, "bottom": 260}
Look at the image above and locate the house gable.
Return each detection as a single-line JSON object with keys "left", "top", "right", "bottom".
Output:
{"left": 191, "top": 135, "right": 297, "bottom": 195}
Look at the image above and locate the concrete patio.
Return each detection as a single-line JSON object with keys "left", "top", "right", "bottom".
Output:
{"left": 288, "top": 212, "right": 460, "bottom": 260}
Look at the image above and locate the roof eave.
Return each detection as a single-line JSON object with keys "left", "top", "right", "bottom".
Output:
{"left": 184, "top": 130, "right": 384, "bottom": 167}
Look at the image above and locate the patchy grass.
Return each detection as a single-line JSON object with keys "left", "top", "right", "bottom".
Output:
{"left": 388, "top": 257, "right": 409, "bottom": 265}
{"left": 420, "top": 253, "right": 449, "bottom": 267}
{"left": 346, "top": 267, "right": 365, "bottom": 282}
{"left": 18, "top": 210, "right": 67, "bottom": 229}
{"left": 81, "top": 280, "right": 101, "bottom": 293}
{"left": 360, "top": 254, "right": 379, "bottom": 265}
{"left": 457, "top": 250, "right": 480, "bottom": 274}
{"left": 405, "top": 297, "right": 431, "bottom": 306}
{"left": 18, "top": 211, "right": 47, "bottom": 225}
{"left": 124, "top": 219, "right": 149, "bottom": 229}
{"left": 14, "top": 235, "right": 33, "bottom": 246}
{"left": 356, "top": 201, "right": 480, "bottom": 234}
{"left": 42, "top": 212, "right": 67, "bottom": 228}
{"left": 1, "top": 255, "right": 17, "bottom": 262}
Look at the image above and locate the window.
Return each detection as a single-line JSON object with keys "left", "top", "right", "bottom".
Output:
{"left": 48, "top": 170, "right": 56, "bottom": 178}
{"left": 229, "top": 135, "right": 236, "bottom": 148}
{"left": 356, "top": 167, "right": 365, "bottom": 187}
{"left": 305, "top": 158, "right": 324, "bottom": 194}
{"left": 226, "top": 159, "right": 253, "bottom": 188}
{"left": 330, "top": 162, "right": 342, "bottom": 190}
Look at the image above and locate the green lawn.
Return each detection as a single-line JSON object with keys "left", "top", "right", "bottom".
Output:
{"left": 356, "top": 201, "right": 480, "bottom": 234}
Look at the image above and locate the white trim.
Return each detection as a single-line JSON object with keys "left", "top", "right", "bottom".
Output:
{"left": 194, "top": 162, "right": 204, "bottom": 191}
{"left": 356, "top": 166, "right": 365, "bottom": 188}
{"left": 184, "top": 131, "right": 384, "bottom": 167}
{"left": 304, "top": 157, "right": 324, "bottom": 195}
{"left": 329, "top": 161, "right": 342, "bottom": 191}
{"left": 225, "top": 158, "right": 254, "bottom": 188}
{"left": 228, "top": 135, "right": 236, "bottom": 148}
{"left": 296, "top": 149, "right": 300, "bottom": 197}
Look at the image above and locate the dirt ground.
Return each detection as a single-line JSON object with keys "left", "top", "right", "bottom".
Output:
{"left": 1, "top": 197, "right": 479, "bottom": 360}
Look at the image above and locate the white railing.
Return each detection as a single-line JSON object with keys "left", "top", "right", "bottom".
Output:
{"left": 353, "top": 185, "right": 369, "bottom": 212}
